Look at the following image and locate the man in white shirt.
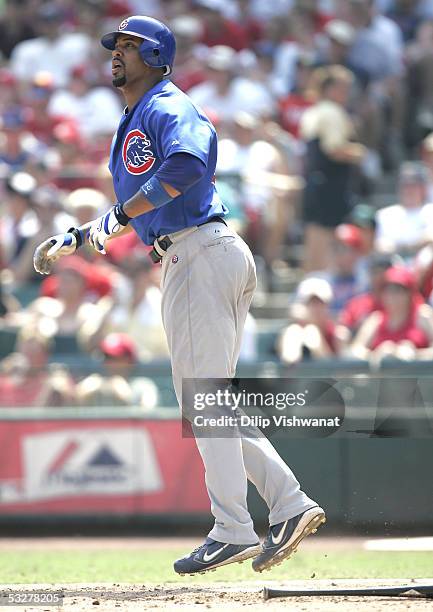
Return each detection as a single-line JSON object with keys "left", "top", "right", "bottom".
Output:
{"left": 188, "top": 45, "right": 275, "bottom": 120}
{"left": 10, "top": 3, "right": 92, "bottom": 88}
{"left": 47, "top": 68, "right": 123, "bottom": 138}
{"left": 376, "top": 162, "right": 433, "bottom": 256}
{"left": 347, "top": 0, "right": 404, "bottom": 80}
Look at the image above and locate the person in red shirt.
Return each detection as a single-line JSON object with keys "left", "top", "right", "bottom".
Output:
{"left": 40, "top": 255, "right": 113, "bottom": 301}
{"left": 22, "top": 71, "right": 61, "bottom": 144}
{"left": 351, "top": 266, "right": 433, "bottom": 363}
{"left": 194, "top": 0, "right": 249, "bottom": 51}
{"left": 0, "top": 327, "right": 49, "bottom": 407}
{"left": 0, "top": 325, "right": 75, "bottom": 407}
{"left": 339, "top": 253, "right": 393, "bottom": 335}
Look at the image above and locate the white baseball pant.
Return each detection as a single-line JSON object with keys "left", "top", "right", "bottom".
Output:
{"left": 160, "top": 221, "right": 317, "bottom": 544}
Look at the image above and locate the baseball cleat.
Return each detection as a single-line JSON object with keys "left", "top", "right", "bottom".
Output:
{"left": 252, "top": 506, "right": 326, "bottom": 572}
{"left": 173, "top": 538, "right": 262, "bottom": 575}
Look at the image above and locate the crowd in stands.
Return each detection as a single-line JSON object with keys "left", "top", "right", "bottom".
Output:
{"left": 1, "top": 0, "right": 433, "bottom": 407}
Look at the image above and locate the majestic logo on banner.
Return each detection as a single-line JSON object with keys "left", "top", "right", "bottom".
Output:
{"left": 122, "top": 129, "right": 156, "bottom": 175}
{"left": 19, "top": 428, "right": 163, "bottom": 501}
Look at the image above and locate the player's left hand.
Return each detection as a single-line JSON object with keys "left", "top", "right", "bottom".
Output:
{"left": 33, "top": 232, "right": 79, "bottom": 275}
{"left": 88, "top": 204, "right": 130, "bottom": 254}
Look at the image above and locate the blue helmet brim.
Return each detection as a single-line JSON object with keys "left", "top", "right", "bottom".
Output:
{"left": 101, "top": 30, "right": 158, "bottom": 50}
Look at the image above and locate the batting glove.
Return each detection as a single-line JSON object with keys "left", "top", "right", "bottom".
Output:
{"left": 33, "top": 230, "right": 81, "bottom": 275}
{"left": 88, "top": 203, "right": 130, "bottom": 254}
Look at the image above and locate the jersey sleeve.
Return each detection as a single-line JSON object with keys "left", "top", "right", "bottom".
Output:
{"left": 146, "top": 100, "right": 213, "bottom": 166}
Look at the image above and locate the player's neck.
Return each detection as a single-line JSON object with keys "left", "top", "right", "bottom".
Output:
{"left": 121, "top": 75, "right": 165, "bottom": 111}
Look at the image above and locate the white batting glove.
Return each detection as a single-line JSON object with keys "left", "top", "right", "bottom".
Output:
{"left": 33, "top": 232, "right": 79, "bottom": 275}
{"left": 88, "top": 204, "right": 130, "bottom": 254}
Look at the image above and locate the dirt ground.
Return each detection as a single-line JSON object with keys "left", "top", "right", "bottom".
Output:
{"left": 2, "top": 580, "right": 433, "bottom": 611}
{"left": 1, "top": 538, "right": 432, "bottom": 611}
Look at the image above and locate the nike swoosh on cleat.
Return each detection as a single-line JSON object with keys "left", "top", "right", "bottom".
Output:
{"left": 202, "top": 544, "right": 230, "bottom": 563}
{"left": 271, "top": 521, "right": 288, "bottom": 545}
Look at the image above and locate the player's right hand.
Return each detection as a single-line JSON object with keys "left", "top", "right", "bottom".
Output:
{"left": 33, "top": 233, "right": 78, "bottom": 275}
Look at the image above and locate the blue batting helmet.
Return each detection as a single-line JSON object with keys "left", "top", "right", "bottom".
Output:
{"left": 101, "top": 16, "right": 176, "bottom": 76}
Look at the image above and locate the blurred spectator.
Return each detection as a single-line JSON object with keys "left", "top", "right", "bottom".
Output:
{"left": 32, "top": 184, "right": 74, "bottom": 233}
{"left": 26, "top": 256, "right": 112, "bottom": 349}
{"left": 10, "top": 2, "right": 92, "bottom": 87}
{"left": 346, "top": 0, "right": 405, "bottom": 167}
{"left": 106, "top": 254, "right": 169, "bottom": 361}
{"left": 233, "top": 0, "right": 264, "bottom": 47}
{"left": 299, "top": 65, "right": 366, "bottom": 272}
{"left": 318, "top": 20, "right": 358, "bottom": 74}
{"left": 0, "top": 117, "right": 32, "bottom": 172}
{"left": 270, "top": 8, "right": 318, "bottom": 97}
{"left": 50, "top": 121, "right": 101, "bottom": 190}
{"left": 0, "top": 0, "right": 37, "bottom": 59}
{"left": 217, "top": 111, "right": 296, "bottom": 265}
{"left": 194, "top": 0, "right": 249, "bottom": 50}
{"left": 76, "top": 333, "right": 159, "bottom": 408}
{"left": 320, "top": 224, "right": 367, "bottom": 316}
{"left": 0, "top": 172, "right": 38, "bottom": 269}
{"left": 375, "top": 161, "right": 433, "bottom": 256}
{"left": 21, "top": 72, "right": 59, "bottom": 144}
{"left": 37, "top": 363, "right": 77, "bottom": 407}
{"left": 347, "top": 203, "right": 377, "bottom": 254}
{"left": 278, "top": 277, "right": 348, "bottom": 364}
{"left": 52, "top": 120, "right": 83, "bottom": 167}
{"left": 318, "top": 16, "right": 384, "bottom": 174}
{"left": 170, "top": 16, "right": 207, "bottom": 92}
{"left": 47, "top": 66, "right": 123, "bottom": 138}
{"left": 337, "top": 221, "right": 372, "bottom": 283}
{"left": 0, "top": 325, "right": 49, "bottom": 407}
{"left": 188, "top": 45, "right": 275, "bottom": 119}
{"left": 10, "top": 184, "right": 75, "bottom": 285}
{"left": 65, "top": 187, "right": 108, "bottom": 225}
{"left": 40, "top": 251, "right": 114, "bottom": 302}
{"left": 339, "top": 253, "right": 394, "bottom": 335}
{"left": 278, "top": 54, "right": 315, "bottom": 139}
{"left": 346, "top": 0, "right": 404, "bottom": 81}
{"left": 351, "top": 266, "right": 433, "bottom": 362}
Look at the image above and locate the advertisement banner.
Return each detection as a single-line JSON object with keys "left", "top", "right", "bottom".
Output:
{"left": 0, "top": 419, "right": 209, "bottom": 515}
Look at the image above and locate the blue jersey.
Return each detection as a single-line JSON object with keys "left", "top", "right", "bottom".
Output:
{"left": 108, "top": 79, "right": 227, "bottom": 245}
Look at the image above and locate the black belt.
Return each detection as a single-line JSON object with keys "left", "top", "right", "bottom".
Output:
{"left": 149, "top": 217, "right": 227, "bottom": 264}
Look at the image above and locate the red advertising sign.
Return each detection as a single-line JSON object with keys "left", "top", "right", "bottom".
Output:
{"left": 0, "top": 419, "right": 209, "bottom": 515}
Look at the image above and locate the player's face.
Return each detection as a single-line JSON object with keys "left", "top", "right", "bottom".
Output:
{"left": 112, "top": 34, "right": 147, "bottom": 88}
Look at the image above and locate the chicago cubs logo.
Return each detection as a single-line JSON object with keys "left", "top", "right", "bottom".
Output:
{"left": 118, "top": 19, "right": 129, "bottom": 30}
{"left": 122, "top": 129, "right": 156, "bottom": 175}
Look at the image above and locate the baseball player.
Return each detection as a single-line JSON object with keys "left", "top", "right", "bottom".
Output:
{"left": 33, "top": 16, "right": 325, "bottom": 574}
